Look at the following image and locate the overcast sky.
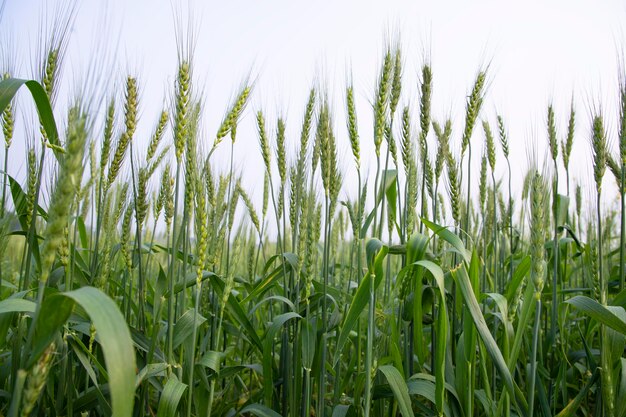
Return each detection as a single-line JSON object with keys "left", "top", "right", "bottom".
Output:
{"left": 4, "top": 0, "right": 626, "bottom": 210}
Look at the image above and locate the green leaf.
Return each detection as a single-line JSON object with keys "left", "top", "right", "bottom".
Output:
{"left": 243, "top": 253, "right": 296, "bottom": 304}
{"left": 484, "top": 293, "right": 514, "bottom": 340}
{"left": 384, "top": 170, "right": 398, "bottom": 229}
{"left": 76, "top": 216, "right": 88, "bottom": 250}
{"left": 30, "top": 292, "right": 74, "bottom": 366}
{"left": 0, "top": 298, "right": 36, "bottom": 315}
{"left": 451, "top": 262, "right": 527, "bottom": 414}
{"left": 333, "top": 240, "right": 388, "bottom": 364}
{"left": 239, "top": 403, "right": 282, "bottom": 417}
{"left": 66, "top": 288, "right": 136, "bottom": 417}
{"left": 611, "top": 287, "right": 626, "bottom": 310}
{"left": 262, "top": 312, "right": 301, "bottom": 405}
{"left": 172, "top": 309, "right": 207, "bottom": 349}
{"left": 301, "top": 318, "right": 316, "bottom": 371}
{"left": 164, "top": 271, "right": 216, "bottom": 297}
{"left": 555, "top": 369, "right": 599, "bottom": 417}
{"left": 135, "top": 363, "right": 168, "bottom": 388}
{"left": 406, "top": 233, "right": 429, "bottom": 265}
{"left": 69, "top": 337, "right": 103, "bottom": 387}
{"left": 555, "top": 194, "right": 569, "bottom": 227}
{"left": 606, "top": 306, "right": 626, "bottom": 366}
{"left": 8, "top": 174, "right": 46, "bottom": 227}
{"left": 198, "top": 350, "right": 223, "bottom": 374}
{"left": 156, "top": 377, "right": 187, "bottom": 417}
{"left": 378, "top": 365, "right": 414, "bottom": 417}
{"left": 475, "top": 389, "right": 496, "bottom": 417}
{"left": 406, "top": 377, "right": 454, "bottom": 417}
{"left": 360, "top": 170, "right": 397, "bottom": 238}
{"left": 250, "top": 295, "right": 295, "bottom": 315}
{"left": 404, "top": 234, "right": 430, "bottom": 365}
{"left": 32, "top": 287, "right": 136, "bottom": 417}
{"left": 331, "top": 404, "right": 356, "bottom": 417}
{"left": 507, "top": 282, "right": 536, "bottom": 370}
{"left": 504, "top": 255, "right": 530, "bottom": 302}
{"left": 414, "top": 260, "right": 447, "bottom": 414}
{"left": 214, "top": 364, "right": 263, "bottom": 381}
{"left": 421, "top": 218, "right": 470, "bottom": 263}
{"left": 616, "top": 359, "right": 626, "bottom": 417}
{"left": 0, "top": 78, "right": 61, "bottom": 158}
{"left": 204, "top": 272, "right": 263, "bottom": 352}
{"left": 566, "top": 296, "right": 626, "bottom": 335}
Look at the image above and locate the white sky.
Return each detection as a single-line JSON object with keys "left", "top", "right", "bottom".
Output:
{"left": 4, "top": 0, "right": 626, "bottom": 214}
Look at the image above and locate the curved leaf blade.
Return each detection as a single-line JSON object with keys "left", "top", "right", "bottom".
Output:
{"left": 63, "top": 287, "right": 136, "bottom": 417}
{"left": 0, "top": 78, "right": 60, "bottom": 158}
{"left": 566, "top": 296, "right": 626, "bottom": 335}
{"left": 378, "top": 365, "right": 414, "bottom": 417}
{"left": 156, "top": 377, "right": 187, "bottom": 417}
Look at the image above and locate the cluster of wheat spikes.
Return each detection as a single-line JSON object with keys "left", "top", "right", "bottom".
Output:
{"left": 2, "top": 10, "right": 626, "bottom": 417}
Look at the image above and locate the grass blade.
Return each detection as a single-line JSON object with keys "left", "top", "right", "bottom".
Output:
{"left": 378, "top": 365, "right": 415, "bottom": 417}
{"left": 156, "top": 377, "right": 187, "bottom": 417}
{"left": 0, "top": 78, "right": 60, "bottom": 158}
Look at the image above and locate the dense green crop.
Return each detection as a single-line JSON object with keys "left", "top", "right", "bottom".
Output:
{"left": 1, "top": 10, "right": 626, "bottom": 417}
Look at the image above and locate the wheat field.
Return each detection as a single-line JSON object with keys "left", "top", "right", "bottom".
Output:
{"left": 1, "top": 4, "right": 626, "bottom": 417}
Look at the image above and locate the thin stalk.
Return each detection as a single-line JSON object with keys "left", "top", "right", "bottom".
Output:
{"left": 550, "top": 166, "right": 559, "bottom": 347}
{"left": 90, "top": 171, "right": 105, "bottom": 277}
{"left": 1, "top": 146, "right": 8, "bottom": 216}
{"left": 355, "top": 172, "right": 364, "bottom": 405}
{"left": 129, "top": 144, "right": 146, "bottom": 331}
{"left": 21, "top": 147, "right": 46, "bottom": 291}
{"left": 504, "top": 156, "right": 513, "bottom": 280}
{"left": 67, "top": 203, "right": 80, "bottom": 292}
{"left": 142, "top": 212, "right": 160, "bottom": 280}
{"left": 528, "top": 297, "right": 542, "bottom": 417}
{"left": 167, "top": 161, "right": 182, "bottom": 366}
{"left": 207, "top": 281, "right": 230, "bottom": 417}
{"left": 492, "top": 172, "right": 498, "bottom": 293}
{"left": 280, "top": 178, "right": 291, "bottom": 415}
{"left": 378, "top": 125, "right": 393, "bottom": 240}
{"left": 619, "top": 162, "right": 626, "bottom": 291}
{"left": 319, "top": 195, "right": 331, "bottom": 417}
{"left": 465, "top": 144, "right": 472, "bottom": 241}
{"left": 364, "top": 266, "right": 376, "bottom": 417}
{"left": 219, "top": 141, "right": 237, "bottom": 402}
{"left": 419, "top": 152, "right": 427, "bottom": 234}
{"left": 186, "top": 281, "right": 203, "bottom": 417}
{"left": 373, "top": 155, "right": 381, "bottom": 236}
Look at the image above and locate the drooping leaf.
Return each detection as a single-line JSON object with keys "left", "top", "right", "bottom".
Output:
{"left": 30, "top": 287, "right": 136, "bottom": 417}
{"left": 172, "top": 308, "right": 206, "bottom": 349}
{"left": 0, "top": 298, "right": 36, "bottom": 315}
{"left": 421, "top": 218, "right": 470, "bottom": 263}
{"left": 566, "top": 296, "right": 626, "bottom": 335}
{"left": 451, "top": 261, "right": 527, "bottom": 414}
{"left": 197, "top": 351, "right": 223, "bottom": 374}
{"left": 135, "top": 363, "right": 168, "bottom": 388}
{"left": 239, "top": 403, "right": 282, "bottom": 417}
{"left": 378, "top": 365, "right": 414, "bottom": 417}
{"left": 406, "top": 376, "right": 454, "bottom": 417}
{"left": 156, "top": 377, "right": 187, "bottom": 417}
{"left": 0, "top": 78, "right": 61, "bottom": 158}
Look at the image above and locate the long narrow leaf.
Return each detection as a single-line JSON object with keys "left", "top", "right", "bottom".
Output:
{"left": 566, "top": 296, "right": 626, "bottom": 334}
{"left": 378, "top": 365, "right": 415, "bottom": 417}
